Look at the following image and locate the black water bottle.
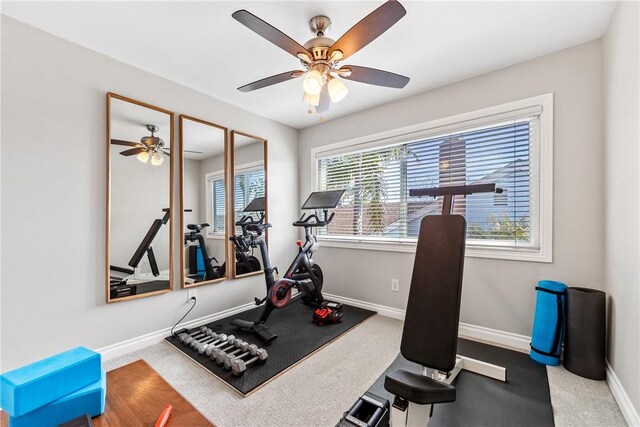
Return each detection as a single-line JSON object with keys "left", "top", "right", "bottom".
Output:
{"left": 563, "top": 287, "right": 606, "bottom": 380}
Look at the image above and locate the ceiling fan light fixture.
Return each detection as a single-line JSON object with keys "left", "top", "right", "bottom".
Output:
{"left": 297, "top": 52, "right": 312, "bottom": 63}
{"left": 151, "top": 152, "right": 164, "bottom": 166}
{"left": 302, "top": 69, "right": 324, "bottom": 96}
{"left": 329, "top": 50, "right": 343, "bottom": 62}
{"left": 328, "top": 77, "right": 348, "bottom": 103}
{"left": 136, "top": 151, "right": 150, "bottom": 163}
{"left": 302, "top": 91, "right": 320, "bottom": 107}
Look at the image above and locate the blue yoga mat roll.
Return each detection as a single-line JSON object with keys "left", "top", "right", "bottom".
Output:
{"left": 530, "top": 280, "right": 567, "bottom": 366}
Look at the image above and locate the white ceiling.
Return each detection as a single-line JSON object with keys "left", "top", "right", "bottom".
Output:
{"left": 3, "top": 1, "right": 616, "bottom": 129}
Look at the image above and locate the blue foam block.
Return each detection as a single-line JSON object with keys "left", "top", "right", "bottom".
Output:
{"left": 8, "top": 370, "right": 106, "bottom": 427}
{"left": 0, "top": 347, "right": 101, "bottom": 417}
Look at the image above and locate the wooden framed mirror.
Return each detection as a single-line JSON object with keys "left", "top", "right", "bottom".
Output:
{"left": 106, "top": 93, "right": 174, "bottom": 302}
{"left": 230, "top": 131, "right": 268, "bottom": 279}
{"left": 179, "top": 115, "right": 229, "bottom": 288}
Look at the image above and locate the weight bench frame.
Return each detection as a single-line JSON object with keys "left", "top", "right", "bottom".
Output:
{"left": 389, "top": 184, "right": 507, "bottom": 427}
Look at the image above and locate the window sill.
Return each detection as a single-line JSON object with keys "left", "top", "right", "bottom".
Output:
{"left": 317, "top": 238, "right": 551, "bottom": 263}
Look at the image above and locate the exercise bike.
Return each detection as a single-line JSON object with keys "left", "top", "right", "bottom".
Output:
{"left": 231, "top": 190, "right": 345, "bottom": 343}
{"left": 231, "top": 197, "right": 266, "bottom": 275}
{"left": 183, "top": 215, "right": 225, "bottom": 283}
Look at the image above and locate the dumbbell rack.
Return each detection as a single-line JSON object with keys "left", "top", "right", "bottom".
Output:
{"left": 174, "top": 326, "right": 269, "bottom": 377}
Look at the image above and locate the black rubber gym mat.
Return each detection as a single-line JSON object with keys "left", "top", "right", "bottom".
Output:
{"left": 365, "top": 338, "right": 554, "bottom": 427}
{"left": 165, "top": 301, "right": 375, "bottom": 395}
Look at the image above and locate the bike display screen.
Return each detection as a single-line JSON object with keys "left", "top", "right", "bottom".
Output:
{"left": 301, "top": 190, "right": 345, "bottom": 210}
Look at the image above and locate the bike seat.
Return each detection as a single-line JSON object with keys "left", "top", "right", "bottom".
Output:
{"left": 246, "top": 223, "right": 272, "bottom": 233}
{"left": 384, "top": 369, "right": 456, "bottom": 405}
{"left": 187, "top": 223, "right": 210, "bottom": 232}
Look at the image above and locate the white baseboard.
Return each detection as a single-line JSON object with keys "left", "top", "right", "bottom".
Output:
{"left": 323, "top": 293, "right": 406, "bottom": 320}
{"left": 606, "top": 361, "right": 640, "bottom": 426}
{"left": 324, "top": 292, "right": 531, "bottom": 352}
{"left": 458, "top": 322, "right": 531, "bottom": 353}
{"left": 96, "top": 301, "right": 256, "bottom": 362}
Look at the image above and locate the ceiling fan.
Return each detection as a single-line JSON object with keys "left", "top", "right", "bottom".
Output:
{"left": 111, "top": 125, "right": 203, "bottom": 165}
{"left": 232, "top": 0, "right": 410, "bottom": 114}
{"left": 111, "top": 125, "right": 169, "bottom": 165}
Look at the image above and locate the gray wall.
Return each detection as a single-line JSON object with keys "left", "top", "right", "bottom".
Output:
{"left": 0, "top": 17, "right": 299, "bottom": 371}
{"left": 299, "top": 40, "right": 604, "bottom": 337}
{"left": 603, "top": 1, "right": 640, "bottom": 415}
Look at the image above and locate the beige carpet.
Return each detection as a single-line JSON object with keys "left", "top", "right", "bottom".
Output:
{"left": 104, "top": 315, "right": 626, "bottom": 427}
{"left": 547, "top": 364, "right": 627, "bottom": 427}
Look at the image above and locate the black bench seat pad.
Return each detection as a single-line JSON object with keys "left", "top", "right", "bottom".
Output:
{"left": 385, "top": 369, "right": 456, "bottom": 405}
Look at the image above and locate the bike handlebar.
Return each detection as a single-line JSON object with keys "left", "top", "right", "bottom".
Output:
{"left": 292, "top": 211, "right": 335, "bottom": 228}
{"left": 235, "top": 212, "right": 264, "bottom": 227}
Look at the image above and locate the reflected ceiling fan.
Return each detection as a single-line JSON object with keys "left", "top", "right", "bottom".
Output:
{"left": 232, "top": 0, "right": 410, "bottom": 114}
{"left": 111, "top": 124, "right": 201, "bottom": 166}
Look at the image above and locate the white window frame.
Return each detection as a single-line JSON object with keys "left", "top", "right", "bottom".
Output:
{"left": 205, "top": 170, "right": 226, "bottom": 240}
{"left": 310, "top": 93, "right": 553, "bottom": 263}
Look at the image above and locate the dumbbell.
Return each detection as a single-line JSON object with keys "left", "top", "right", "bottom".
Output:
{"left": 201, "top": 334, "right": 239, "bottom": 356}
{"left": 195, "top": 333, "right": 232, "bottom": 354}
{"left": 183, "top": 328, "right": 215, "bottom": 346}
{"left": 207, "top": 337, "right": 244, "bottom": 358}
{"left": 191, "top": 332, "right": 225, "bottom": 350}
{"left": 191, "top": 333, "right": 221, "bottom": 351}
{"left": 178, "top": 327, "right": 209, "bottom": 345}
{"left": 224, "top": 344, "right": 260, "bottom": 370}
{"left": 215, "top": 341, "right": 253, "bottom": 367}
{"left": 231, "top": 348, "right": 269, "bottom": 376}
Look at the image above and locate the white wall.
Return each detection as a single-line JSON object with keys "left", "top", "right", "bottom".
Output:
{"left": 0, "top": 17, "right": 299, "bottom": 371}
{"left": 299, "top": 40, "right": 604, "bottom": 338}
{"left": 603, "top": 1, "right": 640, "bottom": 417}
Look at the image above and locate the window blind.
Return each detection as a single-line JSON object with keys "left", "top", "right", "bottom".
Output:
{"left": 316, "top": 116, "right": 540, "bottom": 249}
{"left": 211, "top": 178, "right": 225, "bottom": 232}
{"left": 234, "top": 168, "right": 265, "bottom": 233}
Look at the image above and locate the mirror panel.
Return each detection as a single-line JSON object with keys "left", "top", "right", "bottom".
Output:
{"left": 107, "top": 93, "right": 174, "bottom": 302}
{"left": 231, "top": 131, "right": 268, "bottom": 279}
{"left": 180, "top": 115, "right": 229, "bottom": 287}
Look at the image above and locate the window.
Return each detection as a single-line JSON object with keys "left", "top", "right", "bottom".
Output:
{"left": 312, "top": 94, "right": 553, "bottom": 262}
{"left": 205, "top": 172, "right": 226, "bottom": 238}
{"left": 206, "top": 164, "right": 266, "bottom": 237}
{"left": 233, "top": 163, "right": 265, "bottom": 234}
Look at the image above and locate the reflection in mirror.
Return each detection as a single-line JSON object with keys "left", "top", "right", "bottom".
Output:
{"left": 180, "top": 115, "right": 228, "bottom": 287}
{"left": 231, "top": 131, "right": 267, "bottom": 278}
{"left": 107, "top": 93, "right": 173, "bottom": 302}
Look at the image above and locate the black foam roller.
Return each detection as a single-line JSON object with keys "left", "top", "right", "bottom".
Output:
{"left": 563, "top": 287, "right": 606, "bottom": 380}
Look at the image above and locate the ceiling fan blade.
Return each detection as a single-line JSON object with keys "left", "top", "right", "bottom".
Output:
{"left": 238, "top": 70, "right": 304, "bottom": 92}
{"left": 329, "top": 0, "right": 406, "bottom": 61}
{"left": 316, "top": 84, "right": 330, "bottom": 114}
{"left": 120, "top": 147, "right": 146, "bottom": 156}
{"left": 232, "top": 10, "right": 311, "bottom": 60}
{"left": 184, "top": 150, "right": 203, "bottom": 154}
{"left": 111, "top": 139, "right": 141, "bottom": 148}
{"left": 340, "top": 65, "right": 409, "bottom": 88}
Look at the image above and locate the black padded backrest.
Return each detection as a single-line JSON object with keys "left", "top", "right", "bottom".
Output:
{"left": 400, "top": 215, "right": 466, "bottom": 372}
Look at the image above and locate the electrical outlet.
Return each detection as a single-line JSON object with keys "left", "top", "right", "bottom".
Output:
{"left": 391, "top": 279, "right": 399, "bottom": 292}
{"left": 188, "top": 289, "right": 197, "bottom": 301}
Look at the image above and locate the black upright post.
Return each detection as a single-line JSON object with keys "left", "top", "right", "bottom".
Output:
{"left": 563, "top": 287, "right": 606, "bottom": 380}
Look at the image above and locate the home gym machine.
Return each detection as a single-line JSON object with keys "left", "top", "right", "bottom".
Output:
{"left": 230, "top": 197, "right": 265, "bottom": 275}
{"left": 183, "top": 209, "right": 225, "bottom": 284}
{"left": 230, "top": 190, "right": 345, "bottom": 343}
{"left": 109, "top": 208, "right": 171, "bottom": 299}
{"left": 338, "top": 184, "right": 507, "bottom": 427}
